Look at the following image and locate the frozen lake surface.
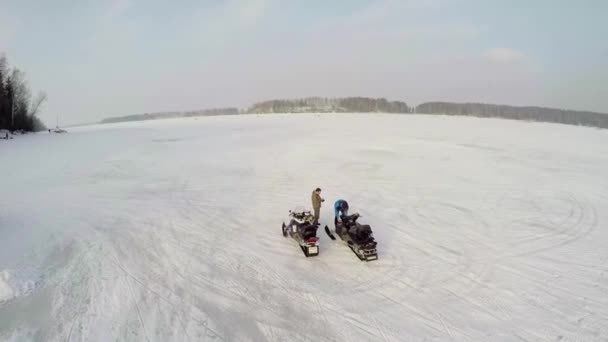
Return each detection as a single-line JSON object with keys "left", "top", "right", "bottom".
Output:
{"left": 1, "top": 114, "right": 608, "bottom": 341}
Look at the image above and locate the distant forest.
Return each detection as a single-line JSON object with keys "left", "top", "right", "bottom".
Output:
{"left": 247, "top": 97, "right": 411, "bottom": 113}
{"left": 99, "top": 97, "right": 608, "bottom": 130}
{"left": 100, "top": 108, "right": 239, "bottom": 124}
{"left": 415, "top": 102, "right": 608, "bottom": 129}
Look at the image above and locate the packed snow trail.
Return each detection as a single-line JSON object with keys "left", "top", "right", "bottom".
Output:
{"left": 1, "top": 114, "right": 608, "bottom": 341}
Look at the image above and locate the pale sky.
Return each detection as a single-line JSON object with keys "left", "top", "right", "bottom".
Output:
{"left": 1, "top": 0, "right": 607, "bottom": 125}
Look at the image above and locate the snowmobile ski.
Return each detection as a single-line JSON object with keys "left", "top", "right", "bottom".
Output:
{"left": 325, "top": 225, "right": 336, "bottom": 240}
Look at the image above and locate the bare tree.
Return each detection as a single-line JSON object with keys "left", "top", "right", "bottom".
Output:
{"left": 29, "top": 91, "right": 47, "bottom": 116}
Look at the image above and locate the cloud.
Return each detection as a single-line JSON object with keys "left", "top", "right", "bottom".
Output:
{"left": 483, "top": 48, "right": 527, "bottom": 63}
{"left": 106, "top": 0, "right": 133, "bottom": 19}
{"left": 204, "top": 0, "right": 272, "bottom": 33}
{"left": 232, "top": 0, "right": 271, "bottom": 23}
{"left": 0, "top": 11, "right": 17, "bottom": 50}
{"left": 83, "top": 0, "right": 137, "bottom": 53}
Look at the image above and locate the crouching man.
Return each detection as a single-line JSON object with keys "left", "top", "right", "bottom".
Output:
{"left": 333, "top": 199, "right": 349, "bottom": 226}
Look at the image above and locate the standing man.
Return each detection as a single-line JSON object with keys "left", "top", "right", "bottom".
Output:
{"left": 311, "top": 187, "right": 324, "bottom": 225}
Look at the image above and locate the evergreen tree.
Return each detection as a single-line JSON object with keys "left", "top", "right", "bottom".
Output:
{"left": 0, "top": 54, "right": 46, "bottom": 132}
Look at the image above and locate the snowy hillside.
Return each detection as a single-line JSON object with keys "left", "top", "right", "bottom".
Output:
{"left": 1, "top": 114, "right": 608, "bottom": 341}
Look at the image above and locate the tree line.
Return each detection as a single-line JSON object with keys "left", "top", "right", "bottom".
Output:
{"left": 247, "top": 97, "right": 411, "bottom": 114}
{"left": 249, "top": 98, "right": 608, "bottom": 129}
{"left": 100, "top": 108, "right": 239, "bottom": 124}
{"left": 0, "top": 54, "right": 46, "bottom": 132}
{"left": 100, "top": 98, "right": 411, "bottom": 124}
{"left": 415, "top": 102, "right": 608, "bottom": 129}
{"left": 99, "top": 97, "right": 608, "bottom": 130}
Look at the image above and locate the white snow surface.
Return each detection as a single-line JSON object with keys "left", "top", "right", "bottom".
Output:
{"left": 1, "top": 114, "right": 608, "bottom": 341}
{"left": 0, "top": 271, "right": 12, "bottom": 302}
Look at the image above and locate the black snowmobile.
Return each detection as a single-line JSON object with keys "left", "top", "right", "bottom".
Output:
{"left": 282, "top": 208, "right": 320, "bottom": 257}
{"left": 325, "top": 213, "right": 378, "bottom": 261}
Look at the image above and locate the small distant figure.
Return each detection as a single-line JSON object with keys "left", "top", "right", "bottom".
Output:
{"left": 311, "top": 187, "right": 324, "bottom": 225}
{"left": 334, "top": 199, "right": 349, "bottom": 225}
{"left": 48, "top": 129, "right": 51, "bottom": 133}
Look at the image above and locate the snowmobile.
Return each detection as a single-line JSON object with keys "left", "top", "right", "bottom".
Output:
{"left": 282, "top": 208, "right": 320, "bottom": 257}
{"left": 325, "top": 213, "right": 378, "bottom": 261}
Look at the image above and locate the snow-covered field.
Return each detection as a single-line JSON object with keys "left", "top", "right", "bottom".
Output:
{"left": 1, "top": 114, "right": 608, "bottom": 341}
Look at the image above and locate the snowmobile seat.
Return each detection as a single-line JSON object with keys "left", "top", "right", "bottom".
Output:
{"left": 300, "top": 224, "right": 318, "bottom": 240}
{"left": 351, "top": 224, "right": 373, "bottom": 244}
{"left": 341, "top": 213, "right": 360, "bottom": 222}
{"left": 339, "top": 213, "right": 360, "bottom": 229}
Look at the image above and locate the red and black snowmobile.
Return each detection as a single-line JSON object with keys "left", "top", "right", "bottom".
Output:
{"left": 282, "top": 208, "right": 320, "bottom": 257}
